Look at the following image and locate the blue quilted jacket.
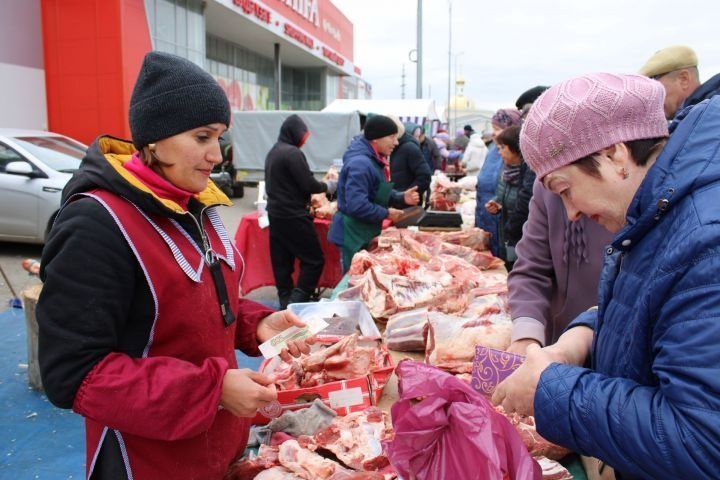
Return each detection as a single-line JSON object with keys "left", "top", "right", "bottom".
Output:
{"left": 534, "top": 96, "right": 720, "bottom": 479}
{"left": 328, "top": 135, "right": 405, "bottom": 247}
{"left": 475, "top": 143, "right": 503, "bottom": 256}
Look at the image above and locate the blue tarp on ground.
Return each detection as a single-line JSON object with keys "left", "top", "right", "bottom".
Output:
{"left": 0, "top": 305, "right": 268, "bottom": 479}
{"left": 0, "top": 307, "right": 84, "bottom": 479}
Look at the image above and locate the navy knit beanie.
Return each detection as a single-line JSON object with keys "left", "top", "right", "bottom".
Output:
{"left": 129, "top": 51, "right": 231, "bottom": 149}
{"left": 364, "top": 115, "right": 398, "bottom": 141}
{"left": 515, "top": 85, "right": 549, "bottom": 110}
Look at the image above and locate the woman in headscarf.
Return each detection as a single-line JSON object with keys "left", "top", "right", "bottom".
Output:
{"left": 475, "top": 107, "right": 521, "bottom": 256}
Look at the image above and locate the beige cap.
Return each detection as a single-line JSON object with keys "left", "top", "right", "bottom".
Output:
{"left": 639, "top": 45, "right": 698, "bottom": 78}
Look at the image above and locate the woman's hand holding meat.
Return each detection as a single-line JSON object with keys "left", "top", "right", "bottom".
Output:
{"left": 257, "top": 310, "right": 315, "bottom": 362}
{"left": 220, "top": 369, "right": 277, "bottom": 417}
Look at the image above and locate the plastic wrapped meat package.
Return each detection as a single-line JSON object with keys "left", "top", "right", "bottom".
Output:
{"left": 385, "top": 361, "right": 541, "bottom": 480}
{"left": 425, "top": 311, "right": 512, "bottom": 373}
{"left": 382, "top": 307, "right": 429, "bottom": 352}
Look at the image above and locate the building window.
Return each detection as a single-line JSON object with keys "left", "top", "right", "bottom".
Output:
{"left": 144, "top": 0, "right": 205, "bottom": 66}
{"left": 206, "top": 35, "right": 274, "bottom": 111}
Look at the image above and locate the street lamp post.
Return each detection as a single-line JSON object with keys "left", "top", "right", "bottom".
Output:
{"left": 447, "top": 0, "right": 451, "bottom": 129}
{"left": 416, "top": 0, "right": 423, "bottom": 99}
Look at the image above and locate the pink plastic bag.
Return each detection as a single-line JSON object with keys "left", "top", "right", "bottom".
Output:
{"left": 385, "top": 361, "right": 541, "bottom": 480}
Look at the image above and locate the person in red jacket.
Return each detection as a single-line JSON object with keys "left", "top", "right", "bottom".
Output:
{"left": 36, "top": 52, "right": 312, "bottom": 479}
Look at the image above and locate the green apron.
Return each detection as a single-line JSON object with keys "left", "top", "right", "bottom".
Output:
{"left": 341, "top": 178, "right": 393, "bottom": 269}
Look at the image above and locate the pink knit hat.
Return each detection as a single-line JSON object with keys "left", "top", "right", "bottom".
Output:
{"left": 520, "top": 73, "right": 668, "bottom": 179}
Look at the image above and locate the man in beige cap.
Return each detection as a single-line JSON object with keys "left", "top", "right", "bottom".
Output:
{"left": 639, "top": 45, "right": 720, "bottom": 120}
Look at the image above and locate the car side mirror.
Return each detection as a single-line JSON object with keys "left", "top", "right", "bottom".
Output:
{"left": 5, "top": 161, "right": 36, "bottom": 177}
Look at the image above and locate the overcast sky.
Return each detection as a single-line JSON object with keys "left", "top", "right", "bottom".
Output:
{"left": 332, "top": 0, "right": 720, "bottom": 113}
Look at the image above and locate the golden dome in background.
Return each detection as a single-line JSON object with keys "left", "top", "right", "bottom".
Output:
{"left": 448, "top": 75, "right": 475, "bottom": 111}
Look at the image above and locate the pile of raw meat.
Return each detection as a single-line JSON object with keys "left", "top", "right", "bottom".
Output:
{"left": 336, "top": 227, "right": 512, "bottom": 374}
{"left": 338, "top": 227, "right": 505, "bottom": 319}
{"left": 227, "top": 408, "right": 395, "bottom": 480}
{"left": 495, "top": 406, "right": 573, "bottom": 479}
{"left": 310, "top": 193, "right": 337, "bottom": 219}
{"left": 428, "top": 172, "right": 477, "bottom": 212}
{"left": 267, "top": 334, "right": 389, "bottom": 391}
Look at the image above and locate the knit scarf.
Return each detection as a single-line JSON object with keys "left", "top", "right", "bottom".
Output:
{"left": 502, "top": 163, "right": 522, "bottom": 185}
{"left": 123, "top": 153, "right": 193, "bottom": 210}
{"left": 370, "top": 144, "right": 391, "bottom": 181}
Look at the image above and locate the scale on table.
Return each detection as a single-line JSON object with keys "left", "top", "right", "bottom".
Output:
{"left": 394, "top": 206, "right": 462, "bottom": 229}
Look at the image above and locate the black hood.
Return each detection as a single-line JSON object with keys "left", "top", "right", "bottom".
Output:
{"left": 398, "top": 132, "right": 419, "bottom": 147}
{"left": 278, "top": 114, "right": 309, "bottom": 146}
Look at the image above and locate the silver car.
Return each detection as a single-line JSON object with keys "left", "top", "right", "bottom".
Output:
{"left": 0, "top": 128, "right": 87, "bottom": 244}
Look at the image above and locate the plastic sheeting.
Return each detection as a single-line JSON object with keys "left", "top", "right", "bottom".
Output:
{"left": 228, "top": 111, "right": 361, "bottom": 180}
{"left": 385, "top": 360, "right": 542, "bottom": 480}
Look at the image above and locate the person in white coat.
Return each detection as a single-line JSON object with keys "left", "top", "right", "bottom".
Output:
{"left": 461, "top": 133, "right": 488, "bottom": 176}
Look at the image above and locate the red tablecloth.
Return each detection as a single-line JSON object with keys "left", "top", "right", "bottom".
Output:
{"left": 234, "top": 211, "right": 343, "bottom": 295}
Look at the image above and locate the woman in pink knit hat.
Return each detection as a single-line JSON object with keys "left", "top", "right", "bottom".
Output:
{"left": 492, "top": 72, "right": 720, "bottom": 478}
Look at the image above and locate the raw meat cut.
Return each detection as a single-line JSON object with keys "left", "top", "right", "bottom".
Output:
{"left": 267, "top": 334, "right": 388, "bottom": 390}
{"left": 278, "top": 439, "right": 346, "bottom": 479}
{"left": 495, "top": 407, "right": 571, "bottom": 461}
{"left": 383, "top": 308, "right": 429, "bottom": 351}
{"left": 224, "top": 445, "right": 279, "bottom": 480}
{"left": 536, "top": 456, "right": 573, "bottom": 479}
{"left": 254, "top": 466, "right": 304, "bottom": 479}
{"left": 303, "top": 407, "right": 393, "bottom": 472}
{"left": 425, "top": 312, "right": 512, "bottom": 366}
{"left": 434, "top": 228, "right": 490, "bottom": 252}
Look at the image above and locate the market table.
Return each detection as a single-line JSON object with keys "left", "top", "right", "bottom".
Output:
{"left": 234, "top": 211, "right": 343, "bottom": 295}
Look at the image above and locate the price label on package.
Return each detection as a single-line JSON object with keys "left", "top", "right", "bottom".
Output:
{"left": 328, "top": 387, "right": 364, "bottom": 409}
{"left": 259, "top": 316, "right": 328, "bottom": 359}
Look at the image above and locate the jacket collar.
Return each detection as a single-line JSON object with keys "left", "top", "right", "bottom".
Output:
{"left": 614, "top": 96, "right": 720, "bottom": 251}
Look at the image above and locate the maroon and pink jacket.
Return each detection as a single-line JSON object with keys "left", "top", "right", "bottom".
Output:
{"left": 38, "top": 136, "right": 274, "bottom": 479}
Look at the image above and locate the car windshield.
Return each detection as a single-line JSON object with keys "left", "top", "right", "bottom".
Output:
{"left": 14, "top": 136, "right": 86, "bottom": 173}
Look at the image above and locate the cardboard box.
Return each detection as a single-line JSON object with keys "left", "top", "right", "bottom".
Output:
{"left": 471, "top": 346, "right": 525, "bottom": 396}
{"left": 253, "top": 340, "right": 394, "bottom": 425}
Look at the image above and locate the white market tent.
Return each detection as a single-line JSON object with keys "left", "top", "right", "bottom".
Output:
{"left": 322, "top": 99, "right": 442, "bottom": 134}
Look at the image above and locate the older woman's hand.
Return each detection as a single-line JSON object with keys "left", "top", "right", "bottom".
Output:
{"left": 491, "top": 344, "right": 553, "bottom": 416}
{"left": 257, "top": 310, "right": 315, "bottom": 362}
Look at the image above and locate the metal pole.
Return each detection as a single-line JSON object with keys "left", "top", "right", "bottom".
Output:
{"left": 416, "top": 0, "right": 423, "bottom": 99}
{"left": 447, "top": 0, "right": 451, "bottom": 129}
{"left": 274, "top": 43, "right": 281, "bottom": 110}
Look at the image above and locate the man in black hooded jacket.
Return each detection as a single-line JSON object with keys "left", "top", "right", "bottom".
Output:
{"left": 390, "top": 122, "right": 431, "bottom": 203}
{"left": 265, "top": 114, "right": 336, "bottom": 308}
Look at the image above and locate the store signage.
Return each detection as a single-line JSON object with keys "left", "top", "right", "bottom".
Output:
{"left": 284, "top": 23, "right": 314, "bottom": 48}
{"left": 233, "top": 0, "right": 271, "bottom": 24}
{"left": 322, "top": 46, "right": 344, "bottom": 66}
{"left": 277, "top": 0, "right": 319, "bottom": 27}
{"left": 322, "top": 18, "right": 341, "bottom": 41}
